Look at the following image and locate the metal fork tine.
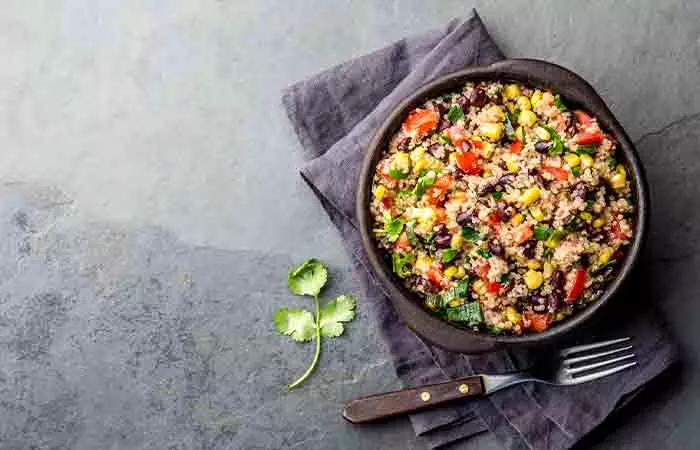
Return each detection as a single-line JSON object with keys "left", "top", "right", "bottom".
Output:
{"left": 564, "top": 345, "right": 633, "bottom": 365}
{"left": 560, "top": 337, "right": 631, "bottom": 357}
{"left": 568, "top": 361, "right": 638, "bottom": 383}
{"left": 566, "top": 353, "right": 635, "bottom": 375}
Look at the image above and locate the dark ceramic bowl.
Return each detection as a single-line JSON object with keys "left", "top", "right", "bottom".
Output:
{"left": 357, "top": 59, "right": 649, "bottom": 353}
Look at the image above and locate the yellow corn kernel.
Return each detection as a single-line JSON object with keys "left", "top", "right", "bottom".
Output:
{"left": 455, "top": 266, "right": 466, "bottom": 280}
{"left": 448, "top": 299, "right": 464, "bottom": 308}
{"left": 518, "top": 110, "right": 538, "bottom": 128}
{"left": 521, "top": 187, "right": 541, "bottom": 206}
{"left": 409, "top": 146, "right": 425, "bottom": 162}
{"left": 524, "top": 270, "right": 544, "bottom": 290}
{"left": 515, "top": 125, "right": 526, "bottom": 142}
{"left": 450, "top": 233, "right": 464, "bottom": 250}
{"left": 564, "top": 153, "right": 580, "bottom": 167}
{"left": 449, "top": 152, "right": 458, "bottom": 165}
{"left": 592, "top": 217, "right": 606, "bottom": 228}
{"left": 415, "top": 255, "right": 433, "bottom": 273}
{"left": 373, "top": 185, "right": 386, "bottom": 199}
{"left": 580, "top": 211, "right": 593, "bottom": 221}
{"left": 505, "top": 156, "right": 519, "bottom": 173}
{"left": 598, "top": 247, "right": 614, "bottom": 265}
{"left": 479, "top": 122, "right": 504, "bottom": 141}
{"left": 444, "top": 266, "right": 458, "bottom": 279}
{"left": 527, "top": 259, "right": 542, "bottom": 270}
{"left": 511, "top": 213, "right": 525, "bottom": 226}
{"left": 534, "top": 126, "right": 551, "bottom": 141}
{"left": 616, "top": 164, "right": 627, "bottom": 176}
{"left": 529, "top": 206, "right": 545, "bottom": 222}
{"left": 543, "top": 261, "right": 554, "bottom": 278}
{"left": 610, "top": 173, "right": 626, "bottom": 189}
{"left": 473, "top": 279, "right": 486, "bottom": 295}
{"left": 506, "top": 102, "right": 516, "bottom": 114}
{"left": 483, "top": 168, "right": 493, "bottom": 177}
{"left": 530, "top": 90, "right": 543, "bottom": 109}
{"left": 580, "top": 154, "right": 594, "bottom": 169}
{"left": 482, "top": 142, "right": 495, "bottom": 159}
{"left": 515, "top": 255, "right": 527, "bottom": 265}
{"left": 504, "top": 84, "right": 521, "bottom": 99}
{"left": 546, "top": 233, "right": 564, "bottom": 249}
{"left": 504, "top": 306, "right": 523, "bottom": 325}
{"left": 516, "top": 96, "right": 531, "bottom": 111}
{"left": 412, "top": 158, "right": 429, "bottom": 174}
{"left": 486, "top": 105, "right": 505, "bottom": 122}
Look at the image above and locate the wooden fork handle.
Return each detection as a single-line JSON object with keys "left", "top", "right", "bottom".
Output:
{"left": 342, "top": 376, "right": 484, "bottom": 424}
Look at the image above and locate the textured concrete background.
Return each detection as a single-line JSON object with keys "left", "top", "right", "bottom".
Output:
{"left": 0, "top": 1, "right": 699, "bottom": 449}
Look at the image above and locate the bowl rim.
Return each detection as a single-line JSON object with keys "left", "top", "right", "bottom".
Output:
{"left": 356, "top": 58, "right": 649, "bottom": 353}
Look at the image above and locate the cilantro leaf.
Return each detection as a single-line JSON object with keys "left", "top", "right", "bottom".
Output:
{"left": 382, "top": 211, "right": 404, "bottom": 242}
{"left": 491, "top": 191, "right": 504, "bottom": 200}
{"left": 504, "top": 111, "right": 516, "bottom": 140}
{"left": 541, "top": 125, "right": 566, "bottom": 156}
{"left": 319, "top": 295, "right": 356, "bottom": 338}
{"left": 571, "top": 166, "right": 581, "bottom": 177}
{"left": 288, "top": 259, "right": 328, "bottom": 297}
{"left": 476, "top": 248, "right": 492, "bottom": 259}
{"left": 455, "top": 278, "right": 470, "bottom": 298}
{"left": 273, "top": 307, "right": 316, "bottom": 342}
{"left": 533, "top": 225, "right": 552, "bottom": 241}
{"left": 575, "top": 144, "right": 597, "bottom": 155}
{"left": 447, "top": 105, "right": 465, "bottom": 123}
{"left": 441, "top": 248, "right": 458, "bottom": 263}
{"left": 388, "top": 167, "right": 409, "bottom": 179}
{"left": 554, "top": 94, "right": 568, "bottom": 111}
{"left": 392, "top": 252, "right": 414, "bottom": 278}
{"left": 413, "top": 170, "right": 437, "bottom": 198}
{"left": 461, "top": 226, "right": 480, "bottom": 241}
{"left": 438, "top": 134, "right": 453, "bottom": 146}
{"left": 446, "top": 301, "right": 483, "bottom": 326}
{"left": 607, "top": 156, "right": 617, "bottom": 169}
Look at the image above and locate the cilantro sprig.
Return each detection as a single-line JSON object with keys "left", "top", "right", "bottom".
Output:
{"left": 274, "top": 259, "right": 357, "bottom": 389}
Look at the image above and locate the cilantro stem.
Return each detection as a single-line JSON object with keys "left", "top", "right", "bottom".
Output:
{"left": 288, "top": 294, "right": 321, "bottom": 389}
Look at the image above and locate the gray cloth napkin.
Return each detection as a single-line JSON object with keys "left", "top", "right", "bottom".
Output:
{"left": 282, "top": 10, "right": 678, "bottom": 449}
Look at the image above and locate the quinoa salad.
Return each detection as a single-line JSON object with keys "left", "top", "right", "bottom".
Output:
{"left": 370, "top": 81, "right": 635, "bottom": 335}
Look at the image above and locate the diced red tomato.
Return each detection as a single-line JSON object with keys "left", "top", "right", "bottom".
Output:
{"left": 610, "top": 220, "right": 630, "bottom": 241}
{"left": 427, "top": 268, "right": 446, "bottom": 288}
{"left": 517, "top": 225, "right": 533, "bottom": 244}
{"left": 574, "top": 131, "right": 604, "bottom": 145}
{"left": 395, "top": 232, "right": 411, "bottom": 251}
{"left": 487, "top": 212, "right": 501, "bottom": 226}
{"left": 524, "top": 312, "right": 553, "bottom": 332}
{"left": 478, "top": 263, "right": 501, "bottom": 293}
{"left": 402, "top": 109, "right": 439, "bottom": 137}
{"left": 566, "top": 268, "right": 587, "bottom": 303}
{"left": 478, "top": 263, "right": 490, "bottom": 279}
{"left": 574, "top": 110, "right": 593, "bottom": 127}
{"left": 541, "top": 166, "right": 570, "bottom": 182}
{"left": 433, "top": 175, "right": 454, "bottom": 191}
{"left": 456, "top": 151, "right": 482, "bottom": 175}
{"left": 509, "top": 140, "right": 522, "bottom": 155}
{"left": 469, "top": 139, "right": 484, "bottom": 149}
{"left": 381, "top": 197, "right": 393, "bottom": 210}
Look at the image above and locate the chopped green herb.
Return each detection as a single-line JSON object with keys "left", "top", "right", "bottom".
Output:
{"left": 287, "top": 259, "right": 328, "bottom": 298}
{"left": 461, "top": 226, "right": 481, "bottom": 241}
{"left": 543, "top": 249, "right": 554, "bottom": 258}
{"left": 382, "top": 211, "right": 404, "bottom": 242}
{"left": 388, "top": 167, "right": 409, "bottom": 179}
{"left": 542, "top": 125, "right": 566, "bottom": 156}
{"left": 392, "top": 253, "right": 414, "bottom": 278}
{"left": 491, "top": 191, "right": 504, "bottom": 200}
{"left": 554, "top": 94, "right": 568, "bottom": 111}
{"left": 406, "top": 221, "right": 420, "bottom": 246}
{"left": 476, "top": 248, "right": 492, "bottom": 259}
{"left": 564, "top": 218, "right": 582, "bottom": 232}
{"left": 319, "top": 295, "right": 356, "bottom": 338}
{"left": 534, "top": 225, "right": 552, "bottom": 241}
{"left": 447, "top": 105, "right": 465, "bottom": 123}
{"left": 438, "top": 133, "right": 453, "bottom": 146}
{"left": 607, "top": 156, "right": 617, "bottom": 170}
{"left": 446, "top": 301, "right": 483, "bottom": 326}
{"left": 500, "top": 274, "right": 509, "bottom": 283}
{"left": 441, "top": 248, "right": 459, "bottom": 263}
{"left": 455, "top": 278, "right": 470, "bottom": 298}
{"left": 572, "top": 166, "right": 581, "bottom": 177}
{"left": 586, "top": 199, "right": 595, "bottom": 210}
{"left": 486, "top": 325, "right": 505, "bottom": 334}
{"left": 575, "top": 144, "right": 597, "bottom": 155}
{"left": 412, "top": 170, "right": 437, "bottom": 198}
{"left": 504, "top": 111, "right": 516, "bottom": 140}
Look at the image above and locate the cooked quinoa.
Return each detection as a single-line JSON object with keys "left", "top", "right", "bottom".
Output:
{"left": 370, "top": 81, "right": 634, "bottom": 335}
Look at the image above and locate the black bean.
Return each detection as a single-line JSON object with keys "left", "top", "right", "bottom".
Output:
{"left": 572, "top": 182, "right": 588, "bottom": 201}
{"left": 562, "top": 111, "right": 576, "bottom": 136}
{"left": 479, "top": 182, "right": 496, "bottom": 196}
{"left": 434, "top": 234, "right": 452, "bottom": 249}
{"left": 427, "top": 143, "right": 446, "bottom": 160}
{"left": 397, "top": 137, "right": 411, "bottom": 152}
{"left": 550, "top": 270, "right": 565, "bottom": 294}
{"left": 534, "top": 141, "right": 551, "bottom": 154}
{"left": 522, "top": 240, "right": 536, "bottom": 258}
{"left": 488, "top": 240, "right": 504, "bottom": 258}
{"left": 438, "top": 120, "right": 451, "bottom": 132}
{"left": 456, "top": 211, "right": 474, "bottom": 227}
{"left": 433, "top": 101, "right": 449, "bottom": 116}
{"left": 548, "top": 294, "right": 562, "bottom": 311}
{"left": 490, "top": 94, "right": 503, "bottom": 105}
{"left": 497, "top": 174, "right": 515, "bottom": 187}
{"left": 469, "top": 88, "right": 487, "bottom": 107}
{"left": 456, "top": 95, "right": 470, "bottom": 110}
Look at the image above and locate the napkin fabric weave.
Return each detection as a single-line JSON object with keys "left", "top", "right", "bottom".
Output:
{"left": 282, "top": 10, "right": 678, "bottom": 449}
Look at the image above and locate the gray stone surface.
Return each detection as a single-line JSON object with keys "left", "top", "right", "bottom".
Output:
{"left": 0, "top": 1, "right": 699, "bottom": 449}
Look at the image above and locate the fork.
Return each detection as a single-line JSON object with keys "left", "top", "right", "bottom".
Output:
{"left": 343, "top": 337, "right": 636, "bottom": 424}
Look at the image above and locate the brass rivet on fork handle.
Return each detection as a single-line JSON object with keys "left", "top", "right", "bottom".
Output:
{"left": 420, "top": 391, "right": 431, "bottom": 402}
{"left": 458, "top": 383, "right": 470, "bottom": 394}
